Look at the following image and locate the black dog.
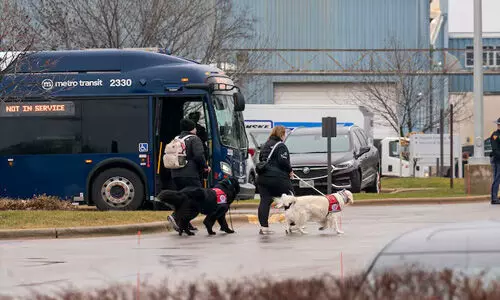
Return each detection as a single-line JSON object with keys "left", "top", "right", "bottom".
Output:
{"left": 157, "top": 177, "right": 240, "bottom": 236}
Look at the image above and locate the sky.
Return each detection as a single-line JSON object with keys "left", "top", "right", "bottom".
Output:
{"left": 448, "top": 0, "right": 500, "bottom": 34}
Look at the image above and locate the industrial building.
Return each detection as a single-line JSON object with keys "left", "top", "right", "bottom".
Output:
{"left": 235, "top": 0, "right": 428, "bottom": 101}
{"left": 440, "top": 0, "right": 500, "bottom": 144}
{"left": 230, "top": 0, "right": 500, "bottom": 143}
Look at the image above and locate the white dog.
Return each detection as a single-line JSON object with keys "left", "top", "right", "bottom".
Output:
{"left": 275, "top": 190, "right": 354, "bottom": 235}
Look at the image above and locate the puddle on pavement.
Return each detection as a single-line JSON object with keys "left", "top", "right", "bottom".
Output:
{"left": 159, "top": 254, "right": 197, "bottom": 269}
{"left": 23, "top": 257, "right": 66, "bottom": 267}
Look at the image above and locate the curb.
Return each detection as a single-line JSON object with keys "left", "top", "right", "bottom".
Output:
{"left": 0, "top": 196, "right": 490, "bottom": 240}
{"left": 0, "top": 214, "right": 266, "bottom": 240}
{"left": 232, "top": 195, "right": 490, "bottom": 209}
{"left": 0, "top": 221, "right": 171, "bottom": 240}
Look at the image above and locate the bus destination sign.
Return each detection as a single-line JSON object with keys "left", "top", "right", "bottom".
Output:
{"left": 0, "top": 102, "right": 76, "bottom": 117}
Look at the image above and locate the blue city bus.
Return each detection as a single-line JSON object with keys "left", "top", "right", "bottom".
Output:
{"left": 0, "top": 49, "right": 254, "bottom": 210}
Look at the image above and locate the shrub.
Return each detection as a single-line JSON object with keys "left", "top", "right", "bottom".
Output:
{"left": 3, "top": 268, "right": 500, "bottom": 299}
{"left": 0, "top": 195, "right": 76, "bottom": 211}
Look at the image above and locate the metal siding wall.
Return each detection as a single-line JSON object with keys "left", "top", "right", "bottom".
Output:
{"left": 448, "top": 37, "right": 500, "bottom": 93}
{"left": 235, "top": 0, "right": 430, "bottom": 103}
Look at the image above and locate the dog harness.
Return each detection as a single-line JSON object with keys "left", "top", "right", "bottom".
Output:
{"left": 212, "top": 188, "right": 227, "bottom": 204}
{"left": 326, "top": 194, "right": 342, "bottom": 213}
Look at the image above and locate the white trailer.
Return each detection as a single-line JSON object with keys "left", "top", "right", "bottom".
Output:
{"left": 243, "top": 104, "right": 376, "bottom": 140}
{"left": 409, "top": 133, "right": 463, "bottom": 178}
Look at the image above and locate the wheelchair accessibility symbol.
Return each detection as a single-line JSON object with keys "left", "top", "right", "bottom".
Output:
{"left": 138, "top": 143, "right": 149, "bottom": 153}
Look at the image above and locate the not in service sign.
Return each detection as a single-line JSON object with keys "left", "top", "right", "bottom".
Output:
{"left": 0, "top": 102, "right": 76, "bottom": 117}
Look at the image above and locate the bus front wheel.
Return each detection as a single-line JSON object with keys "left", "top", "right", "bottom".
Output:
{"left": 92, "top": 168, "right": 144, "bottom": 211}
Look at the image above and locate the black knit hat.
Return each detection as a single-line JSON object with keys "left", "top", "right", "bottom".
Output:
{"left": 188, "top": 111, "right": 201, "bottom": 122}
{"left": 180, "top": 118, "right": 196, "bottom": 132}
{"left": 496, "top": 117, "right": 500, "bottom": 125}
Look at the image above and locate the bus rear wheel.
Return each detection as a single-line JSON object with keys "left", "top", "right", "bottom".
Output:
{"left": 92, "top": 168, "right": 144, "bottom": 211}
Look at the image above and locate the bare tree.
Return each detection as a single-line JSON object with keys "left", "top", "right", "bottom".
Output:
{"left": 0, "top": 0, "right": 41, "bottom": 102}
{"left": 26, "top": 0, "right": 210, "bottom": 51}
{"left": 24, "top": 0, "right": 269, "bottom": 100}
{"left": 27, "top": 1, "right": 264, "bottom": 62}
{"left": 345, "top": 40, "right": 470, "bottom": 137}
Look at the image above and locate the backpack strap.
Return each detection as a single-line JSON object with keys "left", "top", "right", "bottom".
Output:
{"left": 266, "top": 141, "right": 283, "bottom": 162}
{"left": 179, "top": 134, "right": 195, "bottom": 141}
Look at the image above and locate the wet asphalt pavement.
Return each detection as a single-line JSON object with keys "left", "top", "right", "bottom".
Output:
{"left": 1, "top": 202, "right": 500, "bottom": 298}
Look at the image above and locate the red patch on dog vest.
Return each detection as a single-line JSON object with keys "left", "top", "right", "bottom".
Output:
{"left": 326, "top": 194, "right": 342, "bottom": 212}
{"left": 212, "top": 188, "right": 227, "bottom": 204}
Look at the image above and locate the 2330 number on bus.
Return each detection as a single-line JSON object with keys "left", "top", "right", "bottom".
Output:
{"left": 110, "top": 79, "right": 132, "bottom": 87}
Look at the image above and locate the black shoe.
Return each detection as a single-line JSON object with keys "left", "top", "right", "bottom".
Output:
{"left": 491, "top": 201, "right": 500, "bottom": 205}
{"left": 188, "top": 223, "right": 198, "bottom": 231}
{"left": 220, "top": 227, "right": 235, "bottom": 234}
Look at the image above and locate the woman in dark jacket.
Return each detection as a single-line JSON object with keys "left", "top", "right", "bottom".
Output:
{"left": 256, "top": 125, "right": 294, "bottom": 235}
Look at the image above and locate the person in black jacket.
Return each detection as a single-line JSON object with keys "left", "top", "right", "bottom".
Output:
{"left": 188, "top": 111, "right": 210, "bottom": 186}
{"left": 168, "top": 118, "right": 211, "bottom": 231}
{"left": 188, "top": 111, "right": 209, "bottom": 159}
{"left": 490, "top": 117, "right": 500, "bottom": 204}
{"left": 256, "top": 125, "right": 294, "bottom": 235}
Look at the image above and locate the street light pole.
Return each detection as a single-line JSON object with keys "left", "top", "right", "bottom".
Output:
{"left": 471, "top": 0, "right": 486, "bottom": 164}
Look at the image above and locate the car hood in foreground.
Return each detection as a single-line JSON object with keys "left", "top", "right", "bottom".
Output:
{"left": 367, "top": 221, "right": 500, "bottom": 276}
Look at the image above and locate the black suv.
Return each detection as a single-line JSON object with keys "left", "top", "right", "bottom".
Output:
{"left": 285, "top": 126, "right": 380, "bottom": 195}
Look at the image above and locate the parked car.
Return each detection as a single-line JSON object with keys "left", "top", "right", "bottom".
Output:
{"left": 237, "top": 134, "right": 258, "bottom": 200}
{"left": 247, "top": 128, "right": 271, "bottom": 167}
{"left": 364, "top": 220, "right": 500, "bottom": 281}
{"left": 244, "top": 153, "right": 257, "bottom": 195}
{"left": 236, "top": 154, "right": 256, "bottom": 200}
{"left": 285, "top": 126, "right": 380, "bottom": 195}
{"left": 246, "top": 128, "right": 271, "bottom": 193}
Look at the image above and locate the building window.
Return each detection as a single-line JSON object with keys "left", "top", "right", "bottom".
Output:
{"left": 465, "top": 45, "right": 500, "bottom": 68}
{"left": 81, "top": 97, "right": 149, "bottom": 154}
{"left": 484, "top": 46, "right": 495, "bottom": 66}
{"left": 465, "top": 46, "right": 474, "bottom": 67}
{"left": 497, "top": 46, "right": 500, "bottom": 67}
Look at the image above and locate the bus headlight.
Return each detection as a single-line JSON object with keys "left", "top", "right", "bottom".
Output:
{"left": 220, "top": 162, "right": 233, "bottom": 176}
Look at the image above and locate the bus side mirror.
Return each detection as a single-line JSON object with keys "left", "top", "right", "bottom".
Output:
{"left": 233, "top": 91, "right": 245, "bottom": 111}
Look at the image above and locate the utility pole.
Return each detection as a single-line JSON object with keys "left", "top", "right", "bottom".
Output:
{"left": 440, "top": 108, "right": 444, "bottom": 176}
{"left": 470, "top": 0, "right": 487, "bottom": 164}
{"left": 450, "top": 104, "right": 454, "bottom": 188}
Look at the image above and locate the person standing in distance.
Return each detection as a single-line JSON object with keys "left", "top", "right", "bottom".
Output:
{"left": 168, "top": 118, "right": 211, "bottom": 231}
{"left": 256, "top": 125, "right": 294, "bottom": 235}
{"left": 490, "top": 117, "right": 500, "bottom": 204}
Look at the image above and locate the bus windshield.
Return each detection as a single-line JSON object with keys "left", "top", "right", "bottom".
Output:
{"left": 212, "top": 94, "right": 247, "bottom": 150}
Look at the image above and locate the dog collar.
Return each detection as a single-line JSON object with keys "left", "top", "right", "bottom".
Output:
{"left": 338, "top": 190, "right": 348, "bottom": 203}
{"left": 211, "top": 188, "right": 227, "bottom": 204}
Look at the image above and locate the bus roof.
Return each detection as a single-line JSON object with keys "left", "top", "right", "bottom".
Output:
{"left": 17, "top": 49, "right": 198, "bottom": 73}
{"left": 1, "top": 49, "right": 228, "bottom": 98}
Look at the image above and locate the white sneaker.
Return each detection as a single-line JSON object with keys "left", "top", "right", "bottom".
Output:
{"left": 167, "top": 215, "right": 180, "bottom": 232}
{"left": 259, "top": 227, "right": 274, "bottom": 235}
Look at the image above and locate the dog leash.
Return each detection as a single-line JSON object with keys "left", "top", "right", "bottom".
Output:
{"left": 228, "top": 206, "right": 234, "bottom": 231}
{"left": 292, "top": 173, "right": 327, "bottom": 197}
